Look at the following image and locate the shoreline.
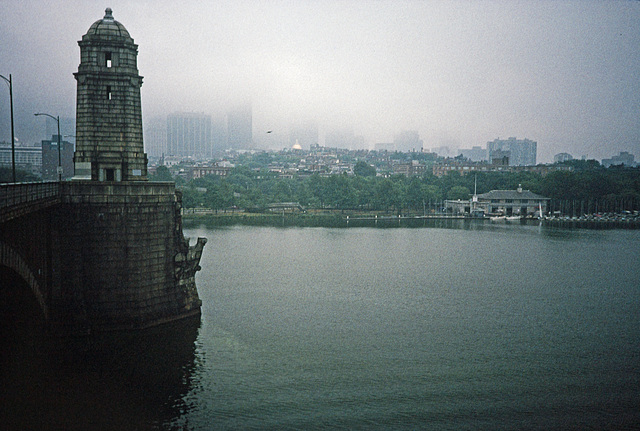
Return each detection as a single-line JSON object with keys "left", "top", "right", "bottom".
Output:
{"left": 182, "top": 212, "right": 640, "bottom": 229}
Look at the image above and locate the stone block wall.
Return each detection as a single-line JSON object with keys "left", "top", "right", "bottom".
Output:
{"left": 53, "top": 181, "right": 205, "bottom": 333}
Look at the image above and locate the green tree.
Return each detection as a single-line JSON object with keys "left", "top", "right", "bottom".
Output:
{"left": 447, "top": 185, "right": 470, "bottom": 200}
{"left": 353, "top": 160, "right": 376, "bottom": 177}
{"left": 151, "top": 165, "right": 173, "bottom": 182}
{"left": 406, "top": 177, "right": 425, "bottom": 212}
{"left": 205, "top": 180, "right": 233, "bottom": 212}
{"left": 181, "top": 187, "right": 204, "bottom": 209}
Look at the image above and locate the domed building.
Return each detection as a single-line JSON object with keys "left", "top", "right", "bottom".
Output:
{"left": 73, "top": 8, "right": 147, "bottom": 181}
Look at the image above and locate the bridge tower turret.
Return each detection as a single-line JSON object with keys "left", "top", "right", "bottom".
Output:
{"left": 73, "top": 7, "right": 147, "bottom": 181}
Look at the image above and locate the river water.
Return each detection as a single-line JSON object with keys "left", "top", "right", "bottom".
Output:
{"left": 2, "top": 222, "right": 639, "bottom": 430}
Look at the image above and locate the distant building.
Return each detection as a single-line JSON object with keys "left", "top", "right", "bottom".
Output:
{"left": 490, "top": 150, "right": 510, "bottom": 166}
{"left": 42, "top": 135, "right": 74, "bottom": 180}
{"left": 326, "top": 128, "right": 356, "bottom": 148}
{"left": 446, "top": 185, "right": 549, "bottom": 217}
{"left": 553, "top": 152, "right": 573, "bottom": 163}
{"left": 393, "top": 131, "right": 423, "bottom": 152}
{"left": 211, "top": 114, "right": 228, "bottom": 152}
{"left": 487, "top": 137, "right": 537, "bottom": 166}
{"left": 167, "top": 112, "right": 212, "bottom": 158}
{"left": 44, "top": 116, "right": 75, "bottom": 146}
{"left": 289, "top": 121, "right": 318, "bottom": 150}
{"left": 144, "top": 116, "right": 168, "bottom": 157}
{"left": 433, "top": 158, "right": 571, "bottom": 177}
{"left": 227, "top": 104, "right": 252, "bottom": 149}
{"left": 393, "top": 160, "right": 427, "bottom": 177}
{"left": 431, "top": 146, "right": 453, "bottom": 158}
{"left": 458, "top": 146, "right": 487, "bottom": 162}
{"left": 0, "top": 143, "right": 42, "bottom": 175}
{"left": 374, "top": 143, "right": 394, "bottom": 151}
{"left": 189, "top": 164, "right": 232, "bottom": 181}
{"left": 602, "top": 151, "right": 636, "bottom": 167}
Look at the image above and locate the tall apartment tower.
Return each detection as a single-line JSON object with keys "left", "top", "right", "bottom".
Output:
{"left": 73, "top": 8, "right": 148, "bottom": 181}
{"left": 227, "top": 104, "right": 252, "bottom": 149}
{"left": 487, "top": 137, "right": 537, "bottom": 166}
{"left": 167, "top": 112, "right": 212, "bottom": 158}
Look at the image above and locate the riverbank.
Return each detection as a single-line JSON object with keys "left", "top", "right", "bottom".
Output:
{"left": 182, "top": 210, "right": 472, "bottom": 228}
{"left": 182, "top": 210, "right": 640, "bottom": 229}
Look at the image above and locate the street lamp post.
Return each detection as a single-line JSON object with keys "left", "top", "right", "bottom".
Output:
{"left": 34, "top": 113, "right": 62, "bottom": 181}
{"left": 0, "top": 74, "right": 16, "bottom": 183}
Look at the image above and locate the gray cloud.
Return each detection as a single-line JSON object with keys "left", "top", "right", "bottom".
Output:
{"left": 1, "top": 0, "right": 639, "bottom": 162}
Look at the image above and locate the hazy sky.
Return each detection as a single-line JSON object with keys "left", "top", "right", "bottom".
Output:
{"left": 1, "top": 0, "right": 639, "bottom": 162}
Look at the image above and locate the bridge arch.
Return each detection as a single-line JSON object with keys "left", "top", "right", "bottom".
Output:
{"left": 0, "top": 241, "right": 49, "bottom": 320}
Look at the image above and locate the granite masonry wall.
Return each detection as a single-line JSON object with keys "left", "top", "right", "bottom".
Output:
{"left": 53, "top": 181, "right": 205, "bottom": 333}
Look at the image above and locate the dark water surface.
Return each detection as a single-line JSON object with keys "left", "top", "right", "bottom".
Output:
{"left": 2, "top": 223, "right": 639, "bottom": 430}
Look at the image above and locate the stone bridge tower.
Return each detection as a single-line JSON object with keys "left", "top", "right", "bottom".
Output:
{"left": 52, "top": 8, "right": 205, "bottom": 334}
{"left": 73, "top": 7, "right": 147, "bottom": 181}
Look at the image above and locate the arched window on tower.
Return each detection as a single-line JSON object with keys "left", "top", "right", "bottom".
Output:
{"left": 106, "top": 86, "right": 112, "bottom": 100}
{"left": 105, "top": 52, "right": 112, "bottom": 68}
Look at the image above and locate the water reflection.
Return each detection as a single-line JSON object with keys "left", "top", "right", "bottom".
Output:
{"left": 1, "top": 280, "right": 200, "bottom": 431}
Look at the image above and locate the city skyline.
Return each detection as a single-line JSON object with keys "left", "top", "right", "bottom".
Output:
{"left": 1, "top": 0, "right": 639, "bottom": 163}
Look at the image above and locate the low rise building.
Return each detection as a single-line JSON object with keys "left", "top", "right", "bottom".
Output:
{"left": 446, "top": 185, "right": 549, "bottom": 217}
{"left": 189, "top": 164, "right": 232, "bottom": 180}
{"left": 433, "top": 159, "right": 571, "bottom": 177}
{"left": 0, "top": 143, "right": 43, "bottom": 175}
{"left": 393, "top": 160, "right": 427, "bottom": 177}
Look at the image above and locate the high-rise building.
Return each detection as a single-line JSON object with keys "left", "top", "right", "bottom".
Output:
{"left": 45, "top": 116, "right": 75, "bottom": 146}
{"left": 393, "top": 131, "right": 423, "bottom": 152}
{"left": 167, "top": 112, "right": 212, "bottom": 158}
{"left": 553, "top": 152, "right": 573, "bottom": 163}
{"left": 227, "top": 105, "right": 252, "bottom": 149}
{"left": 602, "top": 151, "right": 636, "bottom": 167}
{"left": 42, "top": 135, "right": 74, "bottom": 180}
{"left": 487, "top": 137, "right": 537, "bottom": 166}
{"left": 211, "top": 114, "right": 228, "bottom": 152}
{"left": 458, "top": 146, "right": 487, "bottom": 162}
{"left": 144, "top": 116, "right": 167, "bottom": 157}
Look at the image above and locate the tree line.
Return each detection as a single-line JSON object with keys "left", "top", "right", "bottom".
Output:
{"left": 151, "top": 161, "right": 640, "bottom": 215}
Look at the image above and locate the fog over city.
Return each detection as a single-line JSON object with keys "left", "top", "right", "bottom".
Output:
{"left": 1, "top": 0, "right": 639, "bottom": 162}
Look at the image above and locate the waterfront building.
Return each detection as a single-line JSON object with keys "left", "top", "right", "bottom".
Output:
{"left": 445, "top": 185, "right": 549, "bottom": 216}
{"left": 487, "top": 137, "right": 537, "bottom": 166}
{"left": 167, "top": 112, "right": 212, "bottom": 158}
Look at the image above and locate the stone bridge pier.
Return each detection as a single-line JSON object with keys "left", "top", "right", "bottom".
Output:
{"left": 1, "top": 181, "right": 206, "bottom": 335}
